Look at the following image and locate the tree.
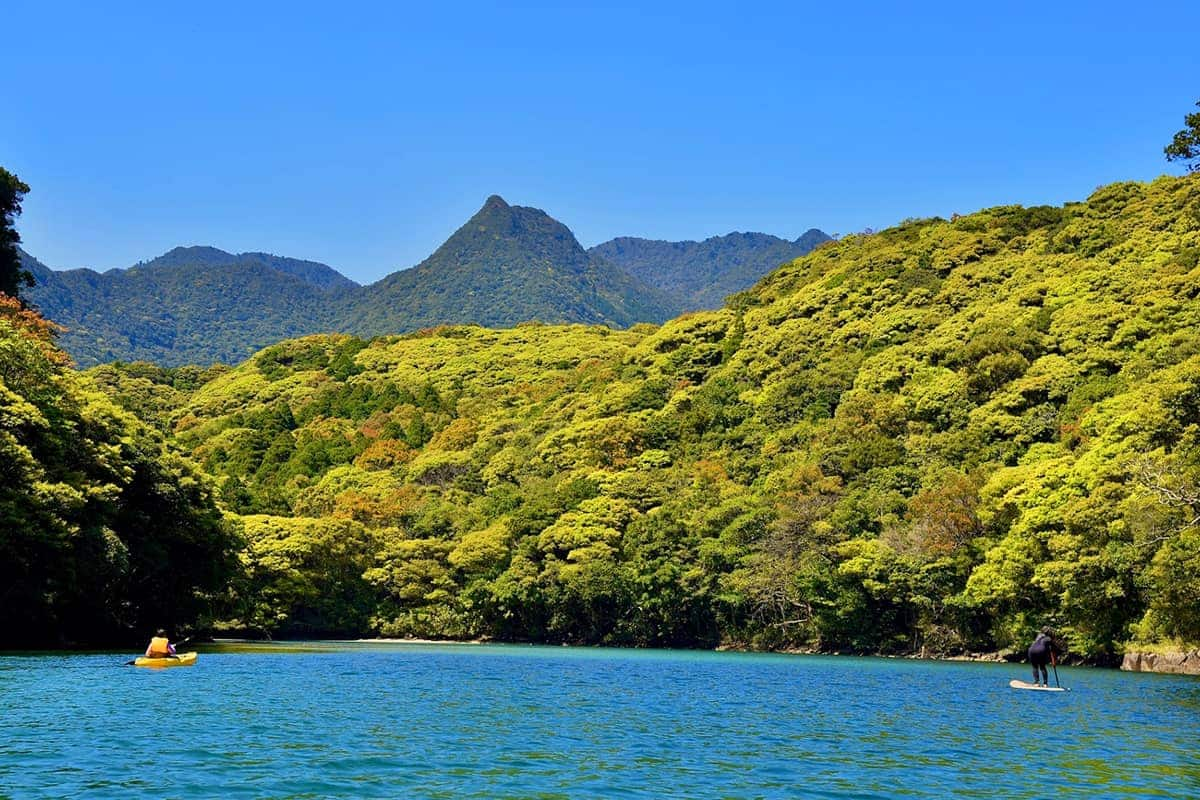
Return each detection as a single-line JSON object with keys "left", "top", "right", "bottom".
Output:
{"left": 0, "top": 306, "right": 239, "bottom": 646}
{"left": 1165, "top": 101, "right": 1200, "bottom": 172}
{"left": 0, "top": 168, "right": 33, "bottom": 301}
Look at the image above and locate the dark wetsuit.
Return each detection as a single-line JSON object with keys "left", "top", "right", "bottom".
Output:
{"left": 1028, "top": 633, "right": 1055, "bottom": 685}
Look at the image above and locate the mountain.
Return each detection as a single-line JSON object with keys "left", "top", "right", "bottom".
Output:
{"left": 22, "top": 198, "right": 681, "bottom": 366}
{"left": 23, "top": 247, "right": 351, "bottom": 366}
{"left": 122, "top": 174, "right": 1200, "bottom": 657}
{"left": 339, "top": 196, "right": 676, "bottom": 335}
{"left": 19, "top": 249, "right": 56, "bottom": 285}
{"left": 23, "top": 201, "right": 826, "bottom": 368}
{"left": 589, "top": 228, "right": 830, "bottom": 310}
{"left": 136, "top": 246, "right": 358, "bottom": 291}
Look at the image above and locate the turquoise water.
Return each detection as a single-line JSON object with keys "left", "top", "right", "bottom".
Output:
{"left": 2, "top": 643, "right": 1198, "bottom": 798}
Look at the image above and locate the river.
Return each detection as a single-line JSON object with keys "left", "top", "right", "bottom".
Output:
{"left": 2, "top": 642, "right": 1197, "bottom": 798}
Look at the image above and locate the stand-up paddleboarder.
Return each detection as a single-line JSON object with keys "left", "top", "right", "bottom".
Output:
{"left": 1027, "top": 628, "right": 1062, "bottom": 687}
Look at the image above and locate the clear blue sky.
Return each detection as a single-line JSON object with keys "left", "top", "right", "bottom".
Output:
{"left": 7, "top": 1, "right": 1198, "bottom": 284}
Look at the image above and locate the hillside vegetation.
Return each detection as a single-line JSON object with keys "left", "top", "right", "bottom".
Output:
{"left": 27, "top": 198, "right": 830, "bottom": 367}
{"left": 135, "top": 175, "right": 1200, "bottom": 657}
{"left": 25, "top": 198, "right": 681, "bottom": 367}
{"left": 24, "top": 248, "right": 350, "bottom": 366}
{"left": 0, "top": 297, "right": 238, "bottom": 646}
{"left": 343, "top": 196, "right": 675, "bottom": 336}
{"left": 590, "top": 228, "right": 830, "bottom": 310}
{"left": 137, "top": 246, "right": 358, "bottom": 291}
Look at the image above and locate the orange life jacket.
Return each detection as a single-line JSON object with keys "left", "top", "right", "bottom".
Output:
{"left": 147, "top": 636, "right": 172, "bottom": 657}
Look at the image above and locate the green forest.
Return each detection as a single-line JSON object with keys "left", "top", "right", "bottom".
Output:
{"left": 0, "top": 294, "right": 238, "bottom": 645}
{"left": 4, "top": 167, "right": 1200, "bottom": 660}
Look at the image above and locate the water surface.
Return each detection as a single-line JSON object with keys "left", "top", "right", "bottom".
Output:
{"left": 2, "top": 642, "right": 1197, "bottom": 798}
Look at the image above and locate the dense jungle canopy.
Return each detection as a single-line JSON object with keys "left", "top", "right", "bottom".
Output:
{"left": 4, "top": 174, "right": 1200, "bottom": 658}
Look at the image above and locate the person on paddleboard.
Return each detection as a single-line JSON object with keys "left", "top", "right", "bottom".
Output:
{"left": 1027, "top": 628, "right": 1062, "bottom": 687}
{"left": 145, "top": 629, "right": 177, "bottom": 659}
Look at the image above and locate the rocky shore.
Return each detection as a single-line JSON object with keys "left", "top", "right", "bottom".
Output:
{"left": 1120, "top": 650, "right": 1200, "bottom": 676}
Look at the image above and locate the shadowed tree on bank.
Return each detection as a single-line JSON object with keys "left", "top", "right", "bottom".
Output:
{"left": 1165, "top": 100, "right": 1200, "bottom": 172}
{"left": 0, "top": 168, "right": 33, "bottom": 302}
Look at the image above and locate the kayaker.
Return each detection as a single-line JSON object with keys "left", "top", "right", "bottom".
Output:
{"left": 1027, "top": 628, "right": 1062, "bottom": 687}
{"left": 145, "top": 630, "right": 177, "bottom": 659}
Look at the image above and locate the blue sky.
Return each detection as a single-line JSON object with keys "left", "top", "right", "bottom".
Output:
{"left": 7, "top": 1, "right": 1198, "bottom": 283}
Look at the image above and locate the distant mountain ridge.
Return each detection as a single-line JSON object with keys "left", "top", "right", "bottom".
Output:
{"left": 589, "top": 228, "right": 831, "bottom": 310}
{"left": 23, "top": 247, "right": 347, "bottom": 366}
{"left": 134, "top": 246, "right": 359, "bottom": 291}
{"left": 23, "top": 198, "right": 827, "bottom": 366}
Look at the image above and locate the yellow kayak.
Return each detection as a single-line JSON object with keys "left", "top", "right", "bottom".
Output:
{"left": 134, "top": 651, "right": 198, "bottom": 668}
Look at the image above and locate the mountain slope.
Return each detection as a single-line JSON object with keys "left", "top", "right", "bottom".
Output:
{"left": 24, "top": 247, "right": 349, "bottom": 366}
{"left": 136, "top": 246, "right": 359, "bottom": 291}
{"left": 340, "top": 196, "right": 676, "bottom": 335}
{"left": 589, "top": 228, "right": 830, "bottom": 309}
{"left": 150, "top": 175, "right": 1200, "bottom": 656}
{"left": 19, "top": 249, "right": 57, "bottom": 286}
{"left": 23, "top": 198, "right": 681, "bottom": 366}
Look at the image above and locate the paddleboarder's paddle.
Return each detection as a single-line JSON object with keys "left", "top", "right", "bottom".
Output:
{"left": 1050, "top": 649, "right": 1061, "bottom": 688}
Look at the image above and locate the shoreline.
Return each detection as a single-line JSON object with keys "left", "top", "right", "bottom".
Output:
{"left": 342, "top": 638, "right": 1177, "bottom": 672}
{"left": 352, "top": 637, "right": 487, "bottom": 645}
{"left": 346, "top": 637, "right": 1018, "bottom": 662}
{"left": 352, "top": 638, "right": 1063, "bottom": 668}
{"left": 9, "top": 637, "right": 1197, "bottom": 675}
{"left": 1120, "top": 649, "right": 1200, "bottom": 676}
{"left": 334, "top": 639, "right": 1195, "bottom": 674}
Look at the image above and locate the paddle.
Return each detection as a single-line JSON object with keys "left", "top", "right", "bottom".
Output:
{"left": 1050, "top": 649, "right": 1061, "bottom": 688}
{"left": 124, "top": 636, "right": 192, "bottom": 666}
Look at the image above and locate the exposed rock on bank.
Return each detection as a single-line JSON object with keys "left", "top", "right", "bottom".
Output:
{"left": 1121, "top": 650, "right": 1200, "bottom": 676}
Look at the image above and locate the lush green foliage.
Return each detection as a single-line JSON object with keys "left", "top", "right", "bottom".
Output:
{"left": 0, "top": 297, "right": 239, "bottom": 646}
{"left": 1165, "top": 100, "right": 1200, "bottom": 172}
{"left": 0, "top": 168, "right": 32, "bottom": 301}
{"left": 126, "top": 175, "right": 1200, "bottom": 657}
{"left": 86, "top": 361, "right": 232, "bottom": 433}
{"left": 590, "top": 229, "right": 830, "bottom": 311}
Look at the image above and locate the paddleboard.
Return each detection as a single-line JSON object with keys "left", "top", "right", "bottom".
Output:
{"left": 1010, "top": 679, "right": 1067, "bottom": 692}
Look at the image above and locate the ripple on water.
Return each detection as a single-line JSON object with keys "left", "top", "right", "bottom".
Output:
{"left": 1, "top": 645, "right": 1199, "bottom": 798}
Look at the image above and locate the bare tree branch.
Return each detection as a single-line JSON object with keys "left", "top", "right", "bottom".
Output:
{"left": 1132, "top": 457, "right": 1200, "bottom": 545}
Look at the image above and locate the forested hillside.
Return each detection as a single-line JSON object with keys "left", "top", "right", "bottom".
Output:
{"left": 134, "top": 246, "right": 358, "bottom": 290}
{"left": 0, "top": 297, "right": 239, "bottom": 646}
{"left": 130, "top": 175, "right": 1200, "bottom": 658}
{"left": 339, "top": 195, "right": 676, "bottom": 335}
{"left": 23, "top": 247, "right": 351, "bottom": 366}
{"left": 590, "top": 228, "right": 830, "bottom": 310}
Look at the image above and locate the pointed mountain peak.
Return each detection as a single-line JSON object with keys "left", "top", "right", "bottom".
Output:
{"left": 795, "top": 228, "right": 831, "bottom": 246}
{"left": 419, "top": 196, "right": 583, "bottom": 274}
{"left": 354, "top": 195, "right": 674, "bottom": 335}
